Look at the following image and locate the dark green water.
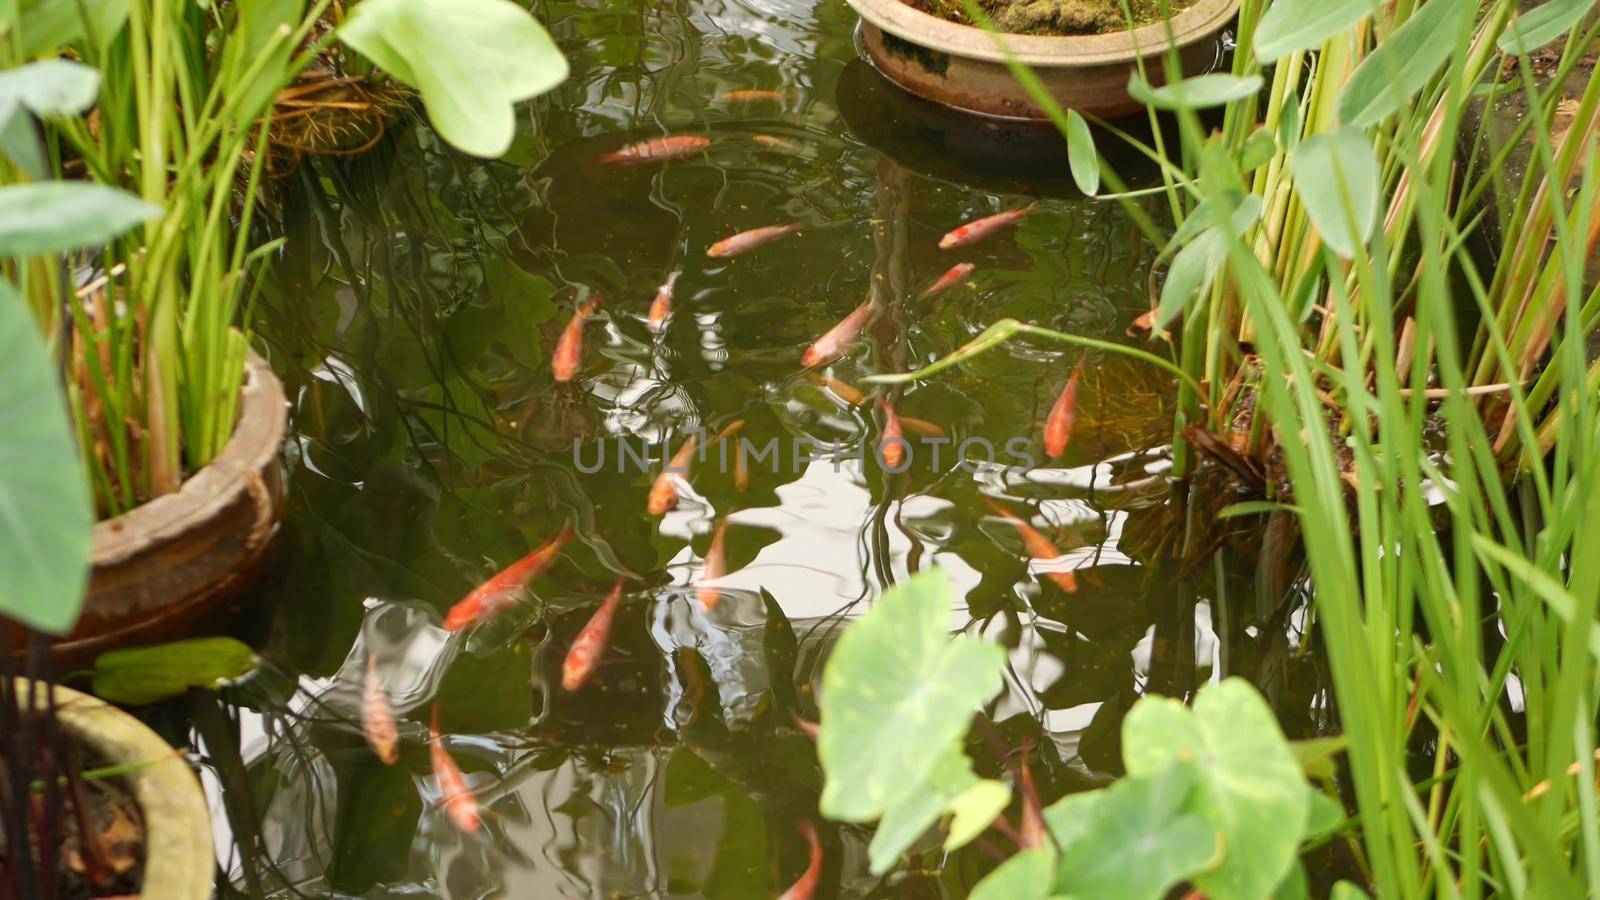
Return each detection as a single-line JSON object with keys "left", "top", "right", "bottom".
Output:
{"left": 182, "top": 0, "right": 1333, "bottom": 896}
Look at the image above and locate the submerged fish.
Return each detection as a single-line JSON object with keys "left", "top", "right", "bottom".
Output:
{"left": 429, "top": 705, "right": 480, "bottom": 834}
{"left": 938, "top": 205, "right": 1035, "bottom": 249}
{"left": 552, "top": 294, "right": 603, "bottom": 383}
{"left": 697, "top": 519, "right": 730, "bottom": 612}
{"left": 898, "top": 415, "right": 946, "bottom": 439}
{"left": 1043, "top": 372, "right": 1080, "bottom": 459}
{"left": 647, "top": 271, "right": 680, "bottom": 334}
{"left": 719, "top": 89, "right": 788, "bottom": 102}
{"left": 361, "top": 653, "right": 399, "bottom": 765}
{"left": 778, "top": 821, "right": 823, "bottom": 900}
{"left": 801, "top": 301, "right": 875, "bottom": 367}
{"left": 754, "top": 134, "right": 797, "bottom": 150}
{"left": 1127, "top": 308, "right": 1160, "bottom": 338}
{"left": 982, "top": 497, "right": 1078, "bottom": 594}
{"left": 922, "top": 262, "right": 975, "bottom": 297}
{"left": 879, "top": 401, "right": 907, "bottom": 469}
{"left": 806, "top": 373, "right": 866, "bottom": 406}
{"left": 734, "top": 440, "right": 750, "bottom": 492}
{"left": 562, "top": 578, "right": 625, "bottom": 691}
{"left": 707, "top": 222, "right": 801, "bottom": 258}
{"left": 595, "top": 135, "right": 710, "bottom": 165}
{"left": 442, "top": 525, "right": 576, "bottom": 631}
{"left": 647, "top": 433, "right": 700, "bottom": 515}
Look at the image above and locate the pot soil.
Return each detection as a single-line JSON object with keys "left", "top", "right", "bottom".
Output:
{"left": 56, "top": 350, "right": 287, "bottom": 668}
{"left": 906, "top": 0, "right": 1198, "bottom": 37}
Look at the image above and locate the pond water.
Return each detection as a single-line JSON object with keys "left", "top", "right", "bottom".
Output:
{"left": 177, "top": 0, "right": 1335, "bottom": 895}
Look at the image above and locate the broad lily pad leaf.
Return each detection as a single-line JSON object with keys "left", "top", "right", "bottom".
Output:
{"left": 4, "top": 0, "right": 131, "bottom": 57}
{"left": 1499, "top": 0, "right": 1599, "bottom": 53}
{"left": 970, "top": 848, "right": 1056, "bottom": 900}
{"left": 0, "top": 183, "right": 159, "bottom": 257}
{"left": 945, "top": 778, "right": 1012, "bottom": 851}
{"left": 0, "top": 282, "right": 92, "bottom": 634}
{"left": 869, "top": 747, "right": 977, "bottom": 874}
{"left": 0, "top": 60, "right": 100, "bottom": 116}
{"left": 1337, "top": 0, "right": 1465, "bottom": 128}
{"left": 1255, "top": 0, "right": 1378, "bottom": 60}
{"left": 1046, "top": 762, "right": 1223, "bottom": 900}
{"left": 339, "top": 0, "right": 569, "bottom": 157}
{"left": 1291, "top": 128, "right": 1380, "bottom": 258}
{"left": 1122, "top": 678, "right": 1310, "bottom": 900}
{"left": 1065, "top": 109, "right": 1099, "bottom": 196}
{"left": 818, "top": 568, "right": 1005, "bottom": 822}
{"left": 91, "top": 637, "right": 260, "bottom": 705}
{"left": 1128, "top": 73, "right": 1263, "bottom": 110}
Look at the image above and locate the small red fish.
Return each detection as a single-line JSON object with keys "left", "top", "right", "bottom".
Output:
{"left": 983, "top": 497, "right": 1078, "bottom": 593}
{"left": 879, "top": 401, "right": 906, "bottom": 469}
{"left": 595, "top": 135, "right": 710, "bottom": 165}
{"left": 707, "top": 222, "right": 801, "bottom": 258}
{"left": 648, "top": 433, "right": 700, "bottom": 515}
{"left": 938, "top": 205, "right": 1035, "bottom": 249}
{"left": 442, "top": 525, "right": 576, "bottom": 631}
{"left": 429, "top": 705, "right": 480, "bottom": 833}
{"left": 1018, "top": 741, "right": 1048, "bottom": 850}
{"left": 922, "top": 262, "right": 975, "bottom": 297}
{"left": 562, "top": 578, "right": 625, "bottom": 691}
{"left": 899, "top": 415, "right": 945, "bottom": 439}
{"left": 754, "top": 134, "right": 797, "bottom": 150}
{"left": 778, "top": 821, "right": 823, "bottom": 900}
{"left": 719, "top": 89, "right": 788, "bottom": 103}
{"left": 806, "top": 373, "right": 866, "bottom": 406}
{"left": 793, "top": 714, "right": 820, "bottom": 741}
{"left": 1043, "top": 373, "right": 1080, "bottom": 459}
{"left": 552, "top": 294, "right": 603, "bottom": 383}
{"left": 697, "top": 520, "right": 729, "bottom": 612}
{"left": 362, "top": 653, "right": 399, "bottom": 765}
{"left": 734, "top": 440, "right": 750, "bottom": 492}
{"left": 647, "top": 271, "right": 680, "bottom": 334}
{"left": 801, "top": 301, "right": 874, "bottom": 367}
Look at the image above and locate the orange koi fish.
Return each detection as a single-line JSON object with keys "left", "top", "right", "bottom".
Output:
{"left": 879, "top": 401, "right": 906, "bottom": 469}
{"left": 595, "top": 135, "right": 710, "bottom": 165}
{"left": 922, "top": 262, "right": 975, "bottom": 297}
{"left": 552, "top": 294, "right": 603, "bottom": 383}
{"left": 801, "top": 301, "right": 874, "bottom": 367}
{"left": 561, "top": 578, "right": 625, "bottom": 691}
{"left": 362, "top": 653, "right": 399, "bottom": 765}
{"left": 806, "top": 373, "right": 865, "bottom": 406}
{"left": 429, "top": 705, "right": 480, "bottom": 833}
{"left": 938, "top": 205, "right": 1035, "bottom": 249}
{"left": 778, "top": 821, "right": 823, "bottom": 900}
{"left": 734, "top": 440, "right": 750, "bottom": 492}
{"left": 1043, "top": 372, "right": 1080, "bottom": 459}
{"left": 442, "top": 525, "right": 576, "bottom": 631}
{"left": 793, "top": 714, "right": 820, "bottom": 741}
{"left": 647, "top": 433, "right": 700, "bottom": 515}
{"left": 983, "top": 497, "right": 1078, "bottom": 593}
{"left": 754, "top": 134, "right": 797, "bottom": 150}
{"left": 647, "top": 271, "right": 680, "bottom": 334}
{"left": 697, "top": 519, "right": 729, "bottom": 612}
{"left": 719, "top": 89, "right": 787, "bottom": 102}
{"left": 707, "top": 222, "right": 801, "bottom": 258}
{"left": 898, "top": 415, "right": 945, "bottom": 439}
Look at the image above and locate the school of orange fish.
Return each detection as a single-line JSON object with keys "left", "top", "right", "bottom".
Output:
{"left": 359, "top": 120, "right": 1087, "bottom": 893}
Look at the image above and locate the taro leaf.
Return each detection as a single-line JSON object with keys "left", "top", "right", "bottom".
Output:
{"left": 1272, "top": 861, "right": 1310, "bottom": 900}
{"left": 945, "top": 778, "right": 1011, "bottom": 851}
{"left": 818, "top": 568, "right": 1005, "bottom": 822}
{"left": 1337, "top": 0, "right": 1466, "bottom": 129}
{"left": 1290, "top": 734, "right": 1347, "bottom": 779}
{"left": 1122, "top": 678, "right": 1310, "bottom": 900}
{"left": 1254, "top": 0, "right": 1379, "bottom": 60}
{"left": 338, "top": 0, "right": 569, "bottom": 158}
{"left": 91, "top": 637, "right": 260, "bottom": 705}
{"left": 1065, "top": 109, "right": 1099, "bottom": 196}
{"left": 0, "top": 60, "right": 101, "bottom": 116}
{"left": 1303, "top": 789, "right": 1346, "bottom": 840}
{"left": 1128, "top": 73, "right": 1263, "bottom": 110}
{"left": 969, "top": 847, "right": 1056, "bottom": 900}
{"left": 5, "top": 0, "right": 132, "bottom": 57}
{"left": 1240, "top": 126, "right": 1278, "bottom": 171}
{"left": 1499, "top": 0, "right": 1600, "bottom": 53}
{"left": 1046, "top": 761, "right": 1223, "bottom": 900}
{"left": 868, "top": 747, "right": 976, "bottom": 874}
{"left": 1291, "top": 128, "right": 1380, "bottom": 259}
{"left": 0, "top": 282, "right": 91, "bottom": 634}
{"left": 0, "top": 183, "right": 159, "bottom": 257}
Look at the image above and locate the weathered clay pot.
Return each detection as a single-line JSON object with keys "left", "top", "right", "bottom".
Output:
{"left": 12, "top": 679, "right": 215, "bottom": 899}
{"left": 52, "top": 350, "right": 287, "bottom": 667}
{"left": 847, "top": 0, "right": 1241, "bottom": 120}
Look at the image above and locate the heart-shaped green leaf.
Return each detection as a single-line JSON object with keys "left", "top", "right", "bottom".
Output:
{"left": 1499, "top": 0, "right": 1599, "bottom": 53}
{"left": 970, "top": 848, "right": 1056, "bottom": 900}
{"left": 1128, "top": 73, "right": 1263, "bottom": 110}
{"left": 1291, "top": 128, "right": 1380, "bottom": 258}
{"left": 0, "top": 60, "right": 100, "bottom": 116}
{"left": 1337, "top": 0, "right": 1467, "bottom": 128}
{"left": 1254, "top": 0, "right": 1379, "bottom": 60}
{"left": 90, "top": 637, "right": 260, "bottom": 705}
{"left": 0, "top": 183, "right": 159, "bottom": 257}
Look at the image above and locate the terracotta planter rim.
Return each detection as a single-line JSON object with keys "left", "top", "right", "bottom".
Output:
{"left": 847, "top": 0, "right": 1239, "bottom": 68}
{"left": 91, "top": 349, "right": 285, "bottom": 568}
{"left": 11, "top": 679, "right": 214, "bottom": 900}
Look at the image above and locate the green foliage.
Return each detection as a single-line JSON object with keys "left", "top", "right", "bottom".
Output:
{"left": 1336, "top": 0, "right": 1466, "bottom": 128}
{"left": 90, "top": 637, "right": 260, "bottom": 705}
{"left": 1498, "top": 0, "right": 1600, "bottom": 53}
{"left": 1289, "top": 129, "right": 1380, "bottom": 258}
{"left": 1128, "top": 73, "right": 1264, "bottom": 110}
{"left": 1253, "top": 0, "right": 1377, "bottom": 60}
{"left": 1064, "top": 109, "right": 1099, "bottom": 196}
{"left": 0, "top": 183, "right": 159, "bottom": 255}
{"left": 0, "top": 0, "right": 131, "bottom": 57}
{"left": 0, "top": 281, "right": 92, "bottom": 634}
